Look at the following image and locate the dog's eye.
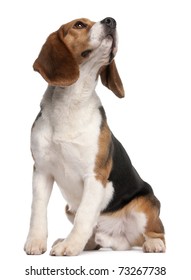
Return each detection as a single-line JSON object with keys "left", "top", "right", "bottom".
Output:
{"left": 81, "top": 49, "right": 92, "bottom": 58}
{"left": 73, "top": 21, "right": 87, "bottom": 29}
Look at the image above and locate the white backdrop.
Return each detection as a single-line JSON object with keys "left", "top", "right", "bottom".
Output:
{"left": 1, "top": 0, "right": 191, "bottom": 279}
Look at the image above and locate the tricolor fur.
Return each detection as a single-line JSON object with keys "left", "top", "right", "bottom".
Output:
{"left": 24, "top": 17, "right": 165, "bottom": 256}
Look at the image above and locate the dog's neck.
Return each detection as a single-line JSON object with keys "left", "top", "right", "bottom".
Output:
{"left": 51, "top": 64, "right": 101, "bottom": 107}
{"left": 42, "top": 66, "right": 102, "bottom": 137}
{"left": 43, "top": 66, "right": 102, "bottom": 122}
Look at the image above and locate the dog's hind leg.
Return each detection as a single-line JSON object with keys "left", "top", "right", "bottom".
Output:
{"left": 143, "top": 217, "right": 166, "bottom": 253}
{"left": 95, "top": 232, "right": 131, "bottom": 250}
{"left": 133, "top": 195, "right": 166, "bottom": 253}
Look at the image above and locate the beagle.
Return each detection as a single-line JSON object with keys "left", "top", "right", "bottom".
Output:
{"left": 24, "top": 17, "right": 165, "bottom": 256}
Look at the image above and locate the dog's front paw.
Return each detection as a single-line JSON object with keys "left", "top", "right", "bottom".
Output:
{"left": 50, "top": 238, "right": 84, "bottom": 256}
{"left": 143, "top": 238, "right": 166, "bottom": 253}
{"left": 24, "top": 237, "right": 47, "bottom": 255}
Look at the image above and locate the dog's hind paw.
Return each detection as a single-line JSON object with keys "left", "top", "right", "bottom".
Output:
{"left": 143, "top": 238, "right": 166, "bottom": 253}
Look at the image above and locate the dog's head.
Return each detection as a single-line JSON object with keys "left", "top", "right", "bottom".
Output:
{"left": 33, "top": 17, "right": 124, "bottom": 98}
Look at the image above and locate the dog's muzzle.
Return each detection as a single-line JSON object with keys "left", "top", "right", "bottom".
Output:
{"left": 101, "top": 17, "right": 117, "bottom": 61}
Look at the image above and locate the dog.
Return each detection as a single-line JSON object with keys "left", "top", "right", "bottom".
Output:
{"left": 24, "top": 17, "right": 165, "bottom": 256}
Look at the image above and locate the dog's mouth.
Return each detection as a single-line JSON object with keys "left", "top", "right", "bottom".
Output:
{"left": 81, "top": 35, "right": 116, "bottom": 61}
{"left": 106, "top": 33, "right": 117, "bottom": 62}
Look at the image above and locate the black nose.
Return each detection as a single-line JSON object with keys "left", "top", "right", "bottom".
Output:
{"left": 101, "top": 17, "right": 116, "bottom": 29}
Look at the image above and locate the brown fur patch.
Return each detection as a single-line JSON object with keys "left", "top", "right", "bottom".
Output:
{"left": 94, "top": 109, "right": 113, "bottom": 186}
{"left": 100, "top": 60, "right": 125, "bottom": 98}
{"left": 33, "top": 18, "right": 95, "bottom": 86}
{"left": 60, "top": 18, "right": 95, "bottom": 65}
{"left": 102, "top": 194, "right": 165, "bottom": 247}
{"left": 135, "top": 195, "right": 165, "bottom": 242}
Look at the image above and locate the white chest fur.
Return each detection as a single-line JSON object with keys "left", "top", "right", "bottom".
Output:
{"left": 31, "top": 85, "right": 104, "bottom": 209}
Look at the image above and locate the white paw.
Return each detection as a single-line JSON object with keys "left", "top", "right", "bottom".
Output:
{"left": 143, "top": 238, "right": 166, "bottom": 253}
{"left": 24, "top": 238, "right": 47, "bottom": 255}
{"left": 50, "top": 238, "right": 84, "bottom": 256}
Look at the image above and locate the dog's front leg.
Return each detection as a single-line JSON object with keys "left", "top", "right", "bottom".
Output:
{"left": 24, "top": 169, "right": 54, "bottom": 255}
{"left": 50, "top": 176, "right": 105, "bottom": 256}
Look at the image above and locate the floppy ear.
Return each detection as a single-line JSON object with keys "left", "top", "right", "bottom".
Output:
{"left": 100, "top": 60, "right": 125, "bottom": 98}
{"left": 33, "top": 31, "right": 79, "bottom": 86}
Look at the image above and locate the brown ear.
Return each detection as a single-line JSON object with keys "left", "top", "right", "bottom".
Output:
{"left": 33, "top": 31, "right": 79, "bottom": 86}
{"left": 100, "top": 60, "right": 125, "bottom": 98}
